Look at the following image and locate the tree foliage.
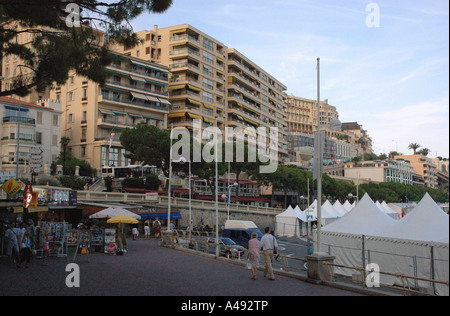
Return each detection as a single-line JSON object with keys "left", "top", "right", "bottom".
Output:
{"left": 0, "top": 0, "right": 173, "bottom": 96}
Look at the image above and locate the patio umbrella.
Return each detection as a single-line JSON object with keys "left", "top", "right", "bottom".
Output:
{"left": 107, "top": 215, "right": 139, "bottom": 224}
{"left": 90, "top": 207, "right": 141, "bottom": 220}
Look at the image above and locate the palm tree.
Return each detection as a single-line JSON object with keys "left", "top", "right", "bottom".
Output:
{"left": 408, "top": 143, "right": 421, "bottom": 155}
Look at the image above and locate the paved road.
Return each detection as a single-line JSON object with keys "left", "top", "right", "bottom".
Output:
{"left": 0, "top": 237, "right": 362, "bottom": 297}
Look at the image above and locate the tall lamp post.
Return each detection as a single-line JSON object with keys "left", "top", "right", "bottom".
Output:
{"left": 314, "top": 58, "right": 341, "bottom": 255}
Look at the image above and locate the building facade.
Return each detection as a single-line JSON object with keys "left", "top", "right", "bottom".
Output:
{"left": 344, "top": 160, "right": 415, "bottom": 185}
{"left": 48, "top": 52, "right": 170, "bottom": 170}
{"left": 0, "top": 97, "right": 62, "bottom": 178}
{"left": 115, "top": 24, "right": 288, "bottom": 162}
{"left": 394, "top": 154, "right": 438, "bottom": 188}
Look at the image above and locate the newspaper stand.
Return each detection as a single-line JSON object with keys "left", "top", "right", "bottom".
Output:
{"left": 38, "top": 222, "right": 68, "bottom": 258}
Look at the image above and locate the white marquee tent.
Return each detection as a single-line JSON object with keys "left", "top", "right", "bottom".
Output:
{"left": 343, "top": 200, "right": 354, "bottom": 212}
{"left": 333, "top": 201, "right": 349, "bottom": 217}
{"left": 323, "top": 193, "right": 395, "bottom": 235}
{"left": 316, "top": 193, "right": 449, "bottom": 296}
{"left": 275, "top": 206, "right": 304, "bottom": 237}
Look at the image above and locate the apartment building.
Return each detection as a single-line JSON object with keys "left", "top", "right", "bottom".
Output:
{"left": 344, "top": 160, "right": 415, "bottom": 185}
{"left": 49, "top": 52, "right": 170, "bottom": 170}
{"left": 285, "top": 94, "right": 317, "bottom": 135}
{"left": 115, "top": 24, "right": 288, "bottom": 161}
{"left": 394, "top": 154, "right": 438, "bottom": 188}
{"left": 0, "top": 97, "right": 62, "bottom": 178}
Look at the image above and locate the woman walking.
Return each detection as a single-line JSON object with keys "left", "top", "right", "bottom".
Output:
{"left": 247, "top": 232, "right": 261, "bottom": 280}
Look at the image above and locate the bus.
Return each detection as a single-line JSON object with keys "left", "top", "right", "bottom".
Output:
{"left": 99, "top": 165, "right": 158, "bottom": 179}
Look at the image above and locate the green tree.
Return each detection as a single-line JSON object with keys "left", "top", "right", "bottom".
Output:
{"left": 0, "top": 0, "right": 173, "bottom": 97}
{"left": 417, "top": 148, "right": 430, "bottom": 156}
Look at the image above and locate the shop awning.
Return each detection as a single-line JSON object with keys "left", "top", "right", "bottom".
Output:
{"left": 139, "top": 212, "right": 182, "bottom": 220}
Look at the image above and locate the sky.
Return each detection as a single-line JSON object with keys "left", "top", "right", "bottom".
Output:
{"left": 130, "top": 0, "right": 449, "bottom": 157}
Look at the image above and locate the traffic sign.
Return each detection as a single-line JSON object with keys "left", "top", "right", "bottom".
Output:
{"left": 29, "top": 147, "right": 43, "bottom": 155}
{"left": 307, "top": 215, "right": 314, "bottom": 222}
{"left": 1, "top": 177, "right": 22, "bottom": 197}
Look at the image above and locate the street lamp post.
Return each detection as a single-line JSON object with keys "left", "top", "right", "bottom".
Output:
{"left": 214, "top": 116, "right": 220, "bottom": 257}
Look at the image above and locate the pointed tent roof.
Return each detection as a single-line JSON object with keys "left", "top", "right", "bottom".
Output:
{"left": 293, "top": 205, "right": 306, "bottom": 222}
{"left": 333, "top": 200, "right": 348, "bottom": 217}
{"left": 276, "top": 205, "right": 298, "bottom": 218}
{"left": 306, "top": 200, "right": 340, "bottom": 220}
{"left": 323, "top": 193, "right": 395, "bottom": 235}
{"left": 381, "top": 201, "right": 398, "bottom": 215}
{"left": 322, "top": 200, "right": 340, "bottom": 218}
{"left": 375, "top": 193, "right": 449, "bottom": 243}
{"left": 343, "top": 200, "right": 354, "bottom": 212}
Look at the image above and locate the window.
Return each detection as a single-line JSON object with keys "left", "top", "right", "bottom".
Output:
{"left": 203, "top": 51, "right": 213, "bottom": 64}
{"left": 36, "top": 132, "right": 42, "bottom": 144}
{"left": 203, "top": 37, "right": 213, "bottom": 51}
{"left": 82, "top": 111, "right": 87, "bottom": 122}
{"left": 68, "top": 113, "right": 73, "bottom": 123}
{"left": 53, "top": 114, "right": 59, "bottom": 126}
{"left": 36, "top": 112, "right": 43, "bottom": 124}
{"left": 52, "top": 134, "right": 58, "bottom": 146}
{"left": 202, "top": 91, "right": 213, "bottom": 103}
{"left": 202, "top": 78, "right": 213, "bottom": 90}
{"left": 67, "top": 91, "right": 75, "bottom": 102}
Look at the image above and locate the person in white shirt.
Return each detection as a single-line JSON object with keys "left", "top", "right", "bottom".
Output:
{"left": 260, "top": 227, "right": 278, "bottom": 280}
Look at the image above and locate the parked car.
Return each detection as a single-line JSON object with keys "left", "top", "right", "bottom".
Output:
{"left": 189, "top": 236, "right": 245, "bottom": 258}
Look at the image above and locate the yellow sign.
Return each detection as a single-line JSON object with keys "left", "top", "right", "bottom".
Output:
{"left": 1, "top": 177, "right": 22, "bottom": 197}
{"left": 28, "top": 206, "right": 48, "bottom": 213}
{"left": 13, "top": 207, "right": 24, "bottom": 214}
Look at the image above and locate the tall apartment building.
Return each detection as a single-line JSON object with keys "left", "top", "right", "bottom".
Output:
{"left": 115, "top": 24, "right": 288, "bottom": 161}
{"left": 49, "top": 52, "right": 170, "bottom": 170}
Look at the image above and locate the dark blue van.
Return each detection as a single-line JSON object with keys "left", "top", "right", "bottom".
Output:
{"left": 222, "top": 220, "right": 263, "bottom": 249}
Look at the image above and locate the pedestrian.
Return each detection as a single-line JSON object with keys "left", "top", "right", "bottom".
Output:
{"left": 144, "top": 219, "right": 151, "bottom": 240}
{"left": 42, "top": 230, "right": 50, "bottom": 265}
{"left": 154, "top": 218, "right": 161, "bottom": 239}
{"left": 4, "top": 223, "right": 20, "bottom": 267}
{"left": 132, "top": 226, "right": 139, "bottom": 240}
{"left": 247, "top": 232, "right": 261, "bottom": 280}
{"left": 21, "top": 233, "right": 32, "bottom": 268}
{"left": 260, "top": 227, "right": 278, "bottom": 280}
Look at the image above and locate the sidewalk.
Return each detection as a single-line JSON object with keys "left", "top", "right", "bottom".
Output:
{"left": 0, "top": 237, "right": 363, "bottom": 296}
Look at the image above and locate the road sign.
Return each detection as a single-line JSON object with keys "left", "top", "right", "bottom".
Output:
{"left": 307, "top": 215, "right": 314, "bottom": 222}
{"left": 1, "top": 177, "right": 22, "bottom": 197}
{"left": 29, "top": 147, "right": 43, "bottom": 155}
{"left": 30, "top": 163, "right": 42, "bottom": 168}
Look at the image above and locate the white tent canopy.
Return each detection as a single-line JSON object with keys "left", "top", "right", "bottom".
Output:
{"left": 293, "top": 205, "right": 306, "bottom": 222}
{"left": 90, "top": 207, "right": 141, "bottom": 220}
{"left": 275, "top": 206, "right": 303, "bottom": 237}
{"left": 375, "top": 193, "right": 449, "bottom": 243}
{"left": 323, "top": 193, "right": 395, "bottom": 235}
{"left": 343, "top": 200, "right": 354, "bottom": 212}
{"left": 333, "top": 201, "right": 348, "bottom": 217}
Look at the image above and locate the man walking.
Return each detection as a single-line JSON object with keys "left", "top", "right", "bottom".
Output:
{"left": 261, "top": 227, "right": 278, "bottom": 280}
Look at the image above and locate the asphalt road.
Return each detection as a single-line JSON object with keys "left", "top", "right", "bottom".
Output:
{"left": 0, "top": 237, "right": 362, "bottom": 298}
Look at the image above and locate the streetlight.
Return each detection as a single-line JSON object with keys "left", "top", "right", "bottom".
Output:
{"left": 221, "top": 182, "right": 239, "bottom": 220}
{"left": 314, "top": 57, "right": 342, "bottom": 255}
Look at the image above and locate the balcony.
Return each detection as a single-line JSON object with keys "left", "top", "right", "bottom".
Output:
{"left": 3, "top": 116, "right": 36, "bottom": 125}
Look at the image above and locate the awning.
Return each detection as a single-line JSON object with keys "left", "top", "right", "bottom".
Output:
{"left": 188, "top": 113, "right": 202, "bottom": 120}
{"left": 130, "top": 60, "right": 169, "bottom": 74}
{"left": 131, "top": 92, "right": 149, "bottom": 101}
{"left": 146, "top": 79, "right": 167, "bottom": 86}
{"left": 203, "top": 117, "right": 215, "bottom": 124}
{"left": 158, "top": 98, "right": 171, "bottom": 106}
{"left": 99, "top": 109, "right": 115, "bottom": 116}
{"left": 139, "top": 212, "right": 182, "bottom": 220}
{"left": 203, "top": 103, "right": 215, "bottom": 110}
{"left": 130, "top": 75, "right": 146, "bottom": 83}
{"left": 169, "top": 84, "right": 186, "bottom": 91}
{"left": 145, "top": 94, "right": 161, "bottom": 103}
{"left": 143, "top": 116, "right": 163, "bottom": 122}
{"left": 128, "top": 113, "right": 143, "bottom": 118}
{"left": 168, "top": 112, "right": 187, "bottom": 118}
{"left": 113, "top": 111, "right": 126, "bottom": 116}
{"left": 187, "top": 98, "right": 203, "bottom": 107}
{"left": 187, "top": 84, "right": 201, "bottom": 92}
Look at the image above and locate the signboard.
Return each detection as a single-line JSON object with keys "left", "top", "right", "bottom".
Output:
{"left": 2, "top": 177, "right": 22, "bottom": 197}
{"left": 145, "top": 192, "right": 158, "bottom": 201}
{"left": 23, "top": 181, "right": 34, "bottom": 208}
{"left": 34, "top": 187, "right": 77, "bottom": 207}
